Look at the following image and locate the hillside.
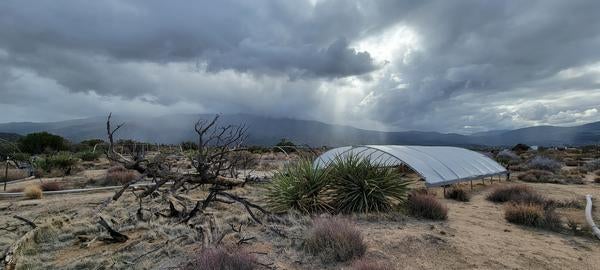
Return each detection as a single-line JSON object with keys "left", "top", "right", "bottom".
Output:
{"left": 0, "top": 114, "right": 599, "bottom": 146}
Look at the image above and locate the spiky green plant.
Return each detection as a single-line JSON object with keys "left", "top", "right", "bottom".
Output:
{"left": 329, "top": 154, "right": 411, "bottom": 214}
{"left": 265, "top": 159, "right": 333, "bottom": 214}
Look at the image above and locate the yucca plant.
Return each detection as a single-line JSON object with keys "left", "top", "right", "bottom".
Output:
{"left": 265, "top": 158, "right": 333, "bottom": 214}
{"left": 329, "top": 154, "right": 411, "bottom": 214}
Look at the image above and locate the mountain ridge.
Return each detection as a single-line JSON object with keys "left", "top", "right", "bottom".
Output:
{"left": 1, "top": 114, "right": 599, "bottom": 147}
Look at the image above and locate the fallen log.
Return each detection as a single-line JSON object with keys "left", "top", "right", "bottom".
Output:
{"left": 12, "top": 215, "right": 36, "bottom": 229}
{"left": 98, "top": 216, "right": 129, "bottom": 243}
{"left": 585, "top": 195, "right": 600, "bottom": 240}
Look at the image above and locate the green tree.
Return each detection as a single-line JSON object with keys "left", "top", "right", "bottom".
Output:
{"left": 274, "top": 138, "right": 296, "bottom": 153}
{"left": 18, "top": 132, "right": 68, "bottom": 154}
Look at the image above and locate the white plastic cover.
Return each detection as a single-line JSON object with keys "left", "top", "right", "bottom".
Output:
{"left": 314, "top": 145, "right": 507, "bottom": 187}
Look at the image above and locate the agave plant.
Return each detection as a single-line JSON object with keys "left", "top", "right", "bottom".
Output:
{"left": 329, "top": 154, "right": 411, "bottom": 214}
{"left": 265, "top": 158, "right": 333, "bottom": 214}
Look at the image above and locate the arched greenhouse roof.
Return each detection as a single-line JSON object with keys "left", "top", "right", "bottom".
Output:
{"left": 313, "top": 145, "right": 507, "bottom": 187}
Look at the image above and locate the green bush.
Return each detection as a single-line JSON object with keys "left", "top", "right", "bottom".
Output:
{"left": 76, "top": 151, "right": 101, "bottom": 161}
{"left": 274, "top": 138, "right": 296, "bottom": 153}
{"left": 266, "top": 159, "right": 332, "bottom": 213}
{"left": 33, "top": 152, "right": 78, "bottom": 175}
{"left": 9, "top": 152, "right": 31, "bottom": 162}
{"left": 18, "top": 132, "right": 68, "bottom": 154}
{"left": 180, "top": 141, "right": 198, "bottom": 151}
{"left": 329, "top": 154, "right": 410, "bottom": 213}
{"left": 266, "top": 154, "right": 411, "bottom": 214}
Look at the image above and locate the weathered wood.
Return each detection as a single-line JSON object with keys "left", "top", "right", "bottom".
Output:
{"left": 98, "top": 216, "right": 128, "bottom": 243}
{"left": 12, "top": 215, "right": 36, "bottom": 229}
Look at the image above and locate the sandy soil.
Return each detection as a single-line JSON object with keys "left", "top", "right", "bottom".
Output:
{"left": 1, "top": 171, "right": 599, "bottom": 269}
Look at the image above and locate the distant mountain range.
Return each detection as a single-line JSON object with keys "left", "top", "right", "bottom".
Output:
{"left": 1, "top": 114, "right": 599, "bottom": 147}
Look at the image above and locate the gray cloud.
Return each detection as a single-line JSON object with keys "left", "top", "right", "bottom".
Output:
{"left": 1, "top": 0, "right": 600, "bottom": 133}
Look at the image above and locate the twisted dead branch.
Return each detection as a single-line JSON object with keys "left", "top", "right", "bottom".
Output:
{"left": 101, "top": 113, "right": 269, "bottom": 227}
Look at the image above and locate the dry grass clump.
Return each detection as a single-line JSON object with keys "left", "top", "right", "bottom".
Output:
{"left": 504, "top": 203, "right": 562, "bottom": 231}
{"left": 305, "top": 216, "right": 367, "bottom": 262}
{"left": 104, "top": 166, "right": 140, "bottom": 186}
{"left": 444, "top": 186, "right": 470, "bottom": 202}
{"left": 486, "top": 185, "right": 545, "bottom": 205}
{"left": 518, "top": 170, "right": 554, "bottom": 182}
{"left": 406, "top": 192, "right": 448, "bottom": 220}
{"left": 505, "top": 203, "right": 544, "bottom": 226}
{"left": 23, "top": 185, "right": 43, "bottom": 199}
{"left": 40, "top": 181, "right": 62, "bottom": 191}
{"left": 183, "top": 247, "right": 256, "bottom": 270}
{"left": 349, "top": 258, "right": 392, "bottom": 270}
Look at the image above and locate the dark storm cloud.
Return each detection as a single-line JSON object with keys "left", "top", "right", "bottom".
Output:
{"left": 0, "top": 0, "right": 599, "bottom": 132}
{"left": 0, "top": 0, "right": 386, "bottom": 81}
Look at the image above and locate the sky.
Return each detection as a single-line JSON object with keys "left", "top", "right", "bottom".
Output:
{"left": 1, "top": 0, "right": 600, "bottom": 133}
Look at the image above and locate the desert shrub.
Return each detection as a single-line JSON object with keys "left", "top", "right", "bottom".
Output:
{"left": 512, "top": 143, "right": 530, "bottom": 152}
{"left": 9, "top": 152, "right": 31, "bottom": 162}
{"left": 76, "top": 151, "right": 101, "bottom": 161}
{"left": 509, "top": 164, "right": 527, "bottom": 171}
{"left": 410, "top": 187, "right": 437, "bottom": 196}
{"left": 504, "top": 203, "right": 544, "bottom": 227}
{"left": 274, "top": 138, "right": 296, "bottom": 153}
{"left": 559, "top": 175, "right": 585, "bottom": 185}
{"left": 504, "top": 203, "right": 562, "bottom": 231}
{"left": 518, "top": 170, "right": 583, "bottom": 184}
{"left": 406, "top": 192, "right": 448, "bottom": 220}
{"left": 549, "top": 199, "right": 584, "bottom": 209}
{"left": 444, "top": 186, "right": 470, "bottom": 202}
{"left": 229, "top": 150, "right": 259, "bottom": 169}
{"left": 496, "top": 149, "right": 519, "bottom": 165}
{"left": 23, "top": 185, "right": 43, "bottom": 199}
{"left": 304, "top": 217, "right": 366, "bottom": 262}
{"left": 329, "top": 154, "right": 410, "bottom": 213}
{"left": 40, "top": 181, "right": 62, "bottom": 191}
{"left": 486, "top": 185, "right": 545, "bottom": 205}
{"left": 584, "top": 159, "right": 600, "bottom": 172}
{"left": 33, "top": 152, "right": 78, "bottom": 175}
{"left": 104, "top": 166, "right": 140, "bottom": 186}
{"left": 18, "top": 132, "right": 68, "bottom": 154}
{"left": 266, "top": 159, "right": 332, "bottom": 213}
{"left": 518, "top": 170, "right": 554, "bottom": 182}
{"left": 180, "top": 141, "right": 198, "bottom": 151}
{"left": 527, "top": 156, "right": 561, "bottom": 172}
{"left": 564, "top": 158, "right": 579, "bottom": 167}
{"left": 350, "top": 258, "right": 391, "bottom": 270}
{"left": 183, "top": 247, "right": 256, "bottom": 270}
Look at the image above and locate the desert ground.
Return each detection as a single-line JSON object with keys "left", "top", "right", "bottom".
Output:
{"left": 1, "top": 149, "right": 600, "bottom": 270}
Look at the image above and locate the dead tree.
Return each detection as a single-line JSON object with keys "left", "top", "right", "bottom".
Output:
{"left": 103, "top": 113, "right": 268, "bottom": 225}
